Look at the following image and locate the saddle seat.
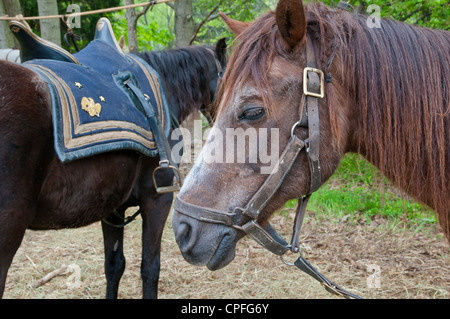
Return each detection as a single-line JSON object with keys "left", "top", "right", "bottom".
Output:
{"left": 9, "top": 18, "right": 172, "bottom": 163}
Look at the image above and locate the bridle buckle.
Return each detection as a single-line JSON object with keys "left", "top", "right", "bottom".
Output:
{"left": 303, "top": 67, "right": 325, "bottom": 98}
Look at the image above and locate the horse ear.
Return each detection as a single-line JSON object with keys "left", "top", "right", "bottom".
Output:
{"left": 215, "top": 37, "right": 227, "bottom": 65}
{"left": 219, "top": 12, "right": 249, "bottom": 36}
{"left": 276, "top": 0, "right": 307, "bottom": 49}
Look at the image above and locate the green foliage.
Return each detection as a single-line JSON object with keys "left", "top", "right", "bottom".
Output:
{"left": 362, "top": 0, "right": 449, "bottom": 30}
{"left": 190, "top": 0, "right": 277, "bottom": 45}
{"left": 20, "top": 0, "right": 448, "bottom": 53}
{"left": 108, "top": 0, "right": 278, "bottom": 51}
{"left": 190, "top": 0, "right": 448, "bottom": 46}
{"left": 135, "top": 21, "right": 173, "bottom": 51}
{"left": 318, "top": 0, "right": 449, "bottom": 30}
{"left": 285, "top": 154, "right": 436, "bottom": 225}
{"left": 110, "top": 4, "right": 174, "bottom": 52}
{"left": 22, "top": 0, "right": 122, "bottom": 52}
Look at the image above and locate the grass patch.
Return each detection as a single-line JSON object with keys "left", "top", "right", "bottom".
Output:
{"left": 284, "top": 153, "right": 436, "bottom": 226}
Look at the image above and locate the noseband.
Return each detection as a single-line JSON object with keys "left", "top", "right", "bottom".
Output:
{"left": 174, "top": 37, "right": 361, "bottom": 299}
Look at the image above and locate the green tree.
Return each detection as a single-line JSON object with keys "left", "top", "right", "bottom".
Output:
{"left": 110, "top": 2, "right": 174, "bottom": 51}
{"left": 37, "top": 0, "right": 61, "bottom": 46}
{"left": 319, "top": 0, "right": 449, "bottom": 30}
{"left": 21, "top": 0, "right": 122, "bottom": 51}
{"left": 189, "top": 0, "right": 277, "bottom": 45}
{"left": 7, "top": 0, "right": 447, "bottom": 54}
{"left": 0, "top": 0, "right": 15, "bottom": 48}
{"left": 110, "top": 0, "right": 279, "bottom": 51}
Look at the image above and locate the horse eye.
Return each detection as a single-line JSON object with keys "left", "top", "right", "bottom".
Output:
{"left": 239, "top": 107, "right": 266, "bottom": 121}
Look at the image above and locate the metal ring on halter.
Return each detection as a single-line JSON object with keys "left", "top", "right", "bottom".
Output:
{"left": 280, "top": 246, "right": 304, "bottom": 266}
{"left": 290, "top": 121, "right": 301, "bottom": 138}
{"left": 280, "top": 255, "right": 295, "bottom": 266}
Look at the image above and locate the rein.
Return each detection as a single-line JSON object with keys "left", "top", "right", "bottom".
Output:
{"left": 173, "top": 36, "right": 362, "bottom": 299}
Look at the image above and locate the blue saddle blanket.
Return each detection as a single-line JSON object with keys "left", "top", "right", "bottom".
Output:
{"left": 24, "top": 40, "right": 171, "bottom": 162}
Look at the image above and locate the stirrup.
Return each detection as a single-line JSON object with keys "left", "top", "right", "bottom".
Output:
{"left": 152, "top": 160, "right": 182, "bottom": 194}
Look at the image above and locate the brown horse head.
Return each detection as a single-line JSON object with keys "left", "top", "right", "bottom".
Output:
{"left": 172, "top": 0, "right": 450, "bottom": 270}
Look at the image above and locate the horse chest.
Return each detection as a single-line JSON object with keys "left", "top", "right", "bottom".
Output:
{"left": 31, "top": 152, "right": 141, "bottom": 229}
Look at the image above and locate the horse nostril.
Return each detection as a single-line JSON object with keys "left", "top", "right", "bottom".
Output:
{"left": 176, "top": 222, "right": 192, "bottom": 250}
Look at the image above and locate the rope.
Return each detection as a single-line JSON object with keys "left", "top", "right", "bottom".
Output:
{"left": 0, "top": 0, "right": 175, "bottom": 21}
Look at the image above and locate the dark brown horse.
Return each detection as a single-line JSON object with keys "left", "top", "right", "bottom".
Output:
{"left": 0, "top": 40, "right": 226, "bottom": 298}
{"left": 171, "top": 0, "right": 449, "bottom": 279}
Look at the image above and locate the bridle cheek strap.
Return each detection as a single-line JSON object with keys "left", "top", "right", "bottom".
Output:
{"left": 244, "top": 136, "right": 306, "bottom": 220}
{"left": 240, "top": 136, "right": 306, "bottom": 256}
{"left": 304, "top": 36, "right": 323, "bottom": 194}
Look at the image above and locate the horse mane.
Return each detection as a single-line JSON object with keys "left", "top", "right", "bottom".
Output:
{"left": 219, "top": 2, "right": 450, "bottom": 237}
{"left": 137, "top": 46, "right": 216, "bottom": 121}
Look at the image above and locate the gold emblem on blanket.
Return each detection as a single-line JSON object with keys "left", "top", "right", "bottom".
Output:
{"left": 81, "top": 97, "right": 102, "bottom": 117}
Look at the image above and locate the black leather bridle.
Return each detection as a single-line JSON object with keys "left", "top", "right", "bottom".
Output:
{"left": 173, "top": 37, "right": 361, "bottom": 299}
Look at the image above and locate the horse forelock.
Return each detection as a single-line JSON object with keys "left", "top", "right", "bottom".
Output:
{"left": 215, "top": 11, "right": 282, "bottom": 117}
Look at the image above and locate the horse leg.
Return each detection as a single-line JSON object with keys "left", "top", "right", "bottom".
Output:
{"left": 101, "top": 209, "right": 126, "bottom": 299}
{"left": 0, "top": 64, "right": 56, "bottom": 297}
{"left": 140, "top": 192, "right": 173, "bottom": 299}
{"left": 0, "top": 139, "right": 47, "bottom": 297}
{"left": 0, "top": 208, "right": 30, "bottom": 297}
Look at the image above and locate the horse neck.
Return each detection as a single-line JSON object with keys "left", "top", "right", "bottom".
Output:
{"left": 138, "top": 47, "right": 215, "bottom": 123}
{"left": 324, "top": 9, "right": 450, "bottom": 231}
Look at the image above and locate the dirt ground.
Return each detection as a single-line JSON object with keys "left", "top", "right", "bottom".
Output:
{"left": 4, "top": 199, "right": 449, "bottom": 299}
{"left": 3, "top": 151, "right": 449, "bottom": 299}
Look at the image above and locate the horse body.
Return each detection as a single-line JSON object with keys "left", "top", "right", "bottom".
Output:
{"left": 32, "top": 152, "right": 141, "bottom": 229}
{"left": 171, "top": 0, "right": 449, "bottom": 279}
{"left": 0, "top": 40, "right": 226, "bottom": 298}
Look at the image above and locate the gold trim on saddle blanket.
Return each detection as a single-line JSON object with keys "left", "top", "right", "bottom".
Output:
{"left": 29, "top": 64, "right": 158, "bottom": 151}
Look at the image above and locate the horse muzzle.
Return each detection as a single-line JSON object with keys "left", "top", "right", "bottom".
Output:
{"left": 171, "top": 206, "right": 238, "bottom": 270}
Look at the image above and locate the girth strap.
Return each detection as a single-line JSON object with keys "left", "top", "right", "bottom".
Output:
{"left": 102, "top": 208, "right": 142, "bottom": 228}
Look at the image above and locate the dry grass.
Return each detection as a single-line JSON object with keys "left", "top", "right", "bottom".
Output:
{"left": 3, "top": 151, "right": 449, "bottom": 299}
{"left": 3, "top": 204, "right": 449, "bottom": 299}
